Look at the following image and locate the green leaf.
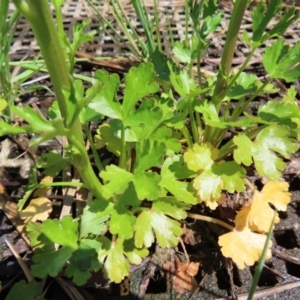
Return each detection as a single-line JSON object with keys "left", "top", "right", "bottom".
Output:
{"left": 123, "top": 62, "right": 159, "bottom": 118}
{"left": 150, "top": 49, "right": 171, "bottom": 80}
{"left": 94, "top": 123, "right": 123, "bottom": 156}
{"left": 173, "top": 41, "right": 191, "bottom": 64}
{"left": 133, "top": 171, "right": 163, "bottom": 200}
{"left": 267, "top": 7, "right": 299, "bottom": 40}
{"left": 38, "top": 216, "right": 78, "bottom": 248}
{"left": 199, "top": 12, "right": 224, "bottom": 39}
{"left": 88, "top": 70, "right": 122, "bottom": 119}
{"left": 100, "top": 165, "right": 133, "bottom": 198}
{"left": 79, "top": 106, "right": 104, "bottom": 124}
{"left": 66, "top": 239, "right": 101, "bottom": 285}
{"left": 80, "top": 200, "right": 114, "bottom": 237}
{"left": 110, "top": 205, "right": 136, "bottom": 239}
{"left": 0, "top": 121, "right": 31, "bottom": 136}
{"left": 123, "top": 238, "right": 149, "bottom": 264}
{"left": 36, "top": 151, "right": 69, "bottom": 176}
{"left": 169, "top": 67, "right": 196, "bottom": 97}
{"left": 65, "top": 264, "right": 92, "bottom": 286}
{"left": 252, "top": 0, "right": 281, "bottom": 42}
{"left": 135, "top": 199, "right": 184, "bottom": 248}
{"left": 118, "top": 182, "right": 142, "bottom": 208}
{"left": 234, "top": 124, "right": 298, "bottom": 180}
{"left": 133, "top": 140, "right": 166, "bottom": 173}
{"left": 5, "top": 281, "right": 44, "bottom": 300}
{"left": 31, "top": 247, "right": 74, "bottom": 278}
{"left": 194, "top": 169, "right": 221, "bottom": 201}
{"left": 102, "top": 238, "right": 130, "bottom": 283}
{"left": 258, "top": 100, "right": 300, "bottom": 128}
{"left": 160, "top": 156, "right": 197, "bottom": 204}
{"left": 227, "top": 73, "right": 258, "bottom": 99}
{"left": 26, "top": 222, "right": 43, "bottom": 247}
{"left": 282, "top": 85, "right": 297, "bottom": 103}
{"left": 80, "top": 210, "right": 109, "bottom": 238}
{"left": 233, "top": 134, "right": 253, "bottom": 166}
{"left": 12, "top": 106, "right": 54, "bottom": 132}
{"left": 212, "top": 161, "right": 246, "bottom": 193}
{"left": 184, "top": 143, "right": 216, "bottom": 172}
{"left": 263, "top": 39, "right": 300, "bottom": 82}
{"left": 125, "top": 97, "right": 173, "bottom": 142}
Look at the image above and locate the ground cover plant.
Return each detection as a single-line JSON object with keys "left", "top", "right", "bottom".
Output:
{"left": 2, "top": 0, "right": 300, "bottom": 298}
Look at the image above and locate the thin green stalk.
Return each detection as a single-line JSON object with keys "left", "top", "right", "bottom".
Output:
{"left": 52, "top": 1, "right": 64, "bottom": 40}
{"left": 83, "top": 123, "right": 104, "bottom": 172}
{"left": 188, "top": 97, "right": 199, "bottom": 143}
{"left": 37, "top": 182, "right": 87, "bottom": 188}
{"left": 184, "top": 0, "right": 189, "bottom": 46}
{"left": 132, "top": 0, "right": 155, "bottom": 54}
{"left": 119, "top": 124, "right": 127, "bottom": 170}
{"left": 109, "top": 0, "right": 144, "bottom": 58}
{"left": 181, "top": 126, "right": 194, "bottom": 148}
{"left": 0, "top": 0, "right": 20, "bottom": 120}
{"left": 230, "top": 77, "right": 273, "bottom": 122}
{"left": 153, "top": 0, "right": 162, "bottom": 52}
{"left": 212, "top": 0, "right": 248, "bottom": 112}
{"left": 247, "top": 212, "right": 276, "bottom": 300}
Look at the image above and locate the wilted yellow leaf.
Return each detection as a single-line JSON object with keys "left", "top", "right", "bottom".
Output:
{"left": 260, "top": 181, "right": 291, "bottom": 211}
{"left": 33, "top": 176, "right": 53, "bottom": 197}
{"left": 248, "top": 181, "right": 290, "bottom": 232}
{"left": 218, "top": 226, "right": 272, "bottom": 269}
{"left": 20, "top": 197, "right": 52, "bottom": 223}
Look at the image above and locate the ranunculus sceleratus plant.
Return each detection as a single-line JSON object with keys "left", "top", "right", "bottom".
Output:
{"left": 4, "top": 0, "right": 300, "bottom": 285}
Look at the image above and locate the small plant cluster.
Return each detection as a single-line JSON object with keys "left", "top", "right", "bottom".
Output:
{"left": 2, "top": 0, "right": 300, "bottom": 295}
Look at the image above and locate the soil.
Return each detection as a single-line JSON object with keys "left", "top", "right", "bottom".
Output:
{"left": 2, "top": 1, "right": 300, "bottom": 300}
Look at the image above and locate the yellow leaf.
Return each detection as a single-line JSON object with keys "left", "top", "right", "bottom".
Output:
{"left": 20, "top": 197, "right": 52, "bottom": 223}
{"left": 248, "top": 181, "right": 290, "bottom": 232}
{"left": 260, "top": 181, "right": 291, "bottom": 211}
{"left": 218, "top": 227, "right": 272, "bottom": 269}
{"left": 196, "top": 194, "right": 221, "bottom": 210}
{"left": 235, "top": 205, "right": 251, "bottom": 230}
{"left": 33, "top": 176, "right": 53, "bottom": 197}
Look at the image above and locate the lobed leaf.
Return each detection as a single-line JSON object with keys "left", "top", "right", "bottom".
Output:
{"left": 100, "top": 165, "right": 133, "bottom": 199}
{"left": 135, "top": 198, "right": 185, "bottom": 248}
{"left": 31, "top": 247, "right": 74, "bottom": 278}
{"left": 38, "top": 216, "right": 78, "bottom": 248}
{"left": 234, "top": 124, "right": 298, "bottom": 180}
{"left": 123, "top": 62, "right": 159, "bottom": 118}
{"left": 160, "top": 156, "right": 197, "bottom": 204}
{"left": 219, "top": 227, "right": 272, "bottom": 269}
{"left": 5, "top": 281, "right": 44, "bottom": 300}
{"left": 88, "top": 70, "right": 122, "bottom": 119}
{"left": 248, "top": 181, "right": 291, "bottom": 232}
{"left": 110, "top": 205, "right": 136, "bottom": 239}
{"left": 263, "top": 39, "right": 300, "bottom": 82}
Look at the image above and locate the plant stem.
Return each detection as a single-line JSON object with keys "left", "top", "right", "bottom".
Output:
{"left": 68, "top": 133, "right": 107, "bottom": 201}
{"left": 211, "top": 0, "right": 248, "bottom": 113}
{"left": 187, "top": 213, "right": 234, "bottom": 231}
{"left": 181, "top": 126, "right": 194, "bottom": 148}
{"left": 11, "top": 0, "right": 107, "bottom": 200}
